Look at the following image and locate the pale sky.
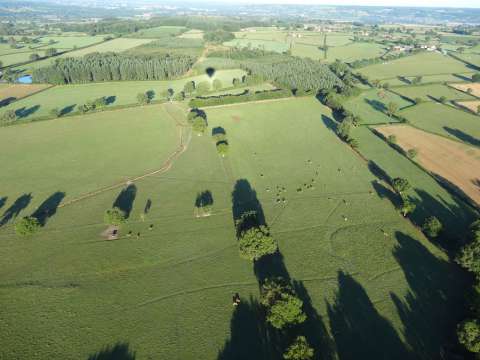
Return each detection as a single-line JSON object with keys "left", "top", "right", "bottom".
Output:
{"left": 197, "top": 0, "right": 480, "bottom": 8}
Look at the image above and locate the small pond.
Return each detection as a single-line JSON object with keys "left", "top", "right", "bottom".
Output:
{"left": 17, "top": 75, "right": 32, "bottom": 84}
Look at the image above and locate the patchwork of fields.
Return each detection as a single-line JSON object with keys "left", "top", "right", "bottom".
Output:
{"left": 0, "top": 98, "right": 468, "bottom": 359}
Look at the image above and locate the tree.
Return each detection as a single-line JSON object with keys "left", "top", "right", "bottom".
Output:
{"left": 458, "top": 319, "right": 480, "bottom": 353}
{"left": 400, "top": 198, "right": 416, "bottom": 217}
{"left": 386, "top": 102, "right": 399, "bottom": 118}
{"left": 50, "top": 108, "right": 60, "bottom": 118}
{"left": 232, "top": 77, "right": 241, "bottom": 87}
{"left": 183, "top": 81, "right": 196, "bottom": 95}
{"left": 336, "top": 119, "right": 351, "bottom": 141}
{"left": 216, "top": 141, "right": 229, "bottom": 157}
{"left": 45, "top": 48, "right": 57, "bottom": 57}
{"left": 104, "top": 207, "right": 126, "bottom": 226}
{"left": 137, "top": 92, "right": 148, "bottom": 105}
{"left": 1, "top": 109, "right": 17, "bottom": 124}
{"left": 167, "top": 88, "right": 174, "bottom": 101}
{"left": 192, "top": 116, "right": 207, "bottom": 135}
{"left": 196, "top": 81, "right": 211, "bottom": 95}
{"left": 15, "top": 216, "right": 40, "bottom": 236}
{"left": 407, "top": 148, "right": 418, "bottom": 159}
{"left": 238, "top": 226, "right": 277, "bottom": 261}
{"left": 472, "top": 73, "right": 480, "bottom": 82}
{"left": 213, "top": 78, "right": 222, "bottom": 91}
{"left": 174, "top": 91, "right": 185, "bottom": 101}
{"left": 438, "top": 96, "right": 447, "bottom": 104}
{"left": 392, "top": 177, "right": 410, "bottom": 195}
{"left": 29, "top": 53, "right": 40, "bottom": 61}
{"left": 422, "top": 216, "right": 442, "bottom": 238}
{"left": 456, "top": 220, "right": 480, "bottom": 274}
{"left": 387, "top": 134, "right": 397, "bottom": 144}
{"left": 283, "top": 336, "right": 314, "bottom": 360}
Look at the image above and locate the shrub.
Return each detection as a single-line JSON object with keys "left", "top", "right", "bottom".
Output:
{"left": 15, "top": 216, "right": 40, "bottom": 236}
{"left": 422, "top": 216, "right": 442, "bottom": 238}
{"left": 104, "top": 207, "right": 126, "bottom": 226}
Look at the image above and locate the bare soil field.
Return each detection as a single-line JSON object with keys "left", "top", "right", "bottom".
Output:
{"left": 457, "top": 100, "right": 480, "bottom": 114}
{"left": 375, "top": 124, "right": 480, "bottom": 205}
{"left": 452, "top": 82, "right": 480, "bottom": 98}
{"left": 0, "top": 84, "right": 51, "bottom": 103}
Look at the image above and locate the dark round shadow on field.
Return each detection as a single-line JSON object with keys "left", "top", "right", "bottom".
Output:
{"left": 87, "top": 342, "right": 135, "bottom": 360}
{"left": 206, "top": 67, "right": 216, "bottom": 78}
{"left": 113, "top": 184, "right": 137, "bottom": 219}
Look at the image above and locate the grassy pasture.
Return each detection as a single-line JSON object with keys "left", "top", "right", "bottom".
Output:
{"left": 0, "top": 50, "right": 46, "bottom": 66}
{"left": 223, "top": 38, "right": 289, "bottom": 53}
{"left": 393, "top": 84, "right": 476, "bottom": 102}
{"left": 36, "top": 35, "right": 105, "bottom": 50}
{"left": 178, "top": 29, "right": 204, "bottom": 39}
{"left": 379, "top": 73, "right": 476, "bottom": 87}
{"left": 322, "top": 42, "right": 386, "bottom": 62}
{"left": 343, "top": 88, "right": 413, "bottom": 125}
{"left": 0, "top": 69, "right": 246, "bottom": 121}
{"left": 400, "top": 102, "right": 480, "bottom": 144}
{"left": 456, "top": 53, "right": 480, "bottom": 68}
{"left": 0, "top": 97, "right": 467, "bottom": 359}
{"left": 359, "top": 52, "right": 472, "bottom": 80}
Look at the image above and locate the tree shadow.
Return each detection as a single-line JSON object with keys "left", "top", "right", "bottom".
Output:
{"left": 368, "top": 160, "right": 391, "bottom": 185}
{"left": 212, "top": 126, "right": 227, "bottom": 137}
{"left": 195, "top": 190, "right": 213, "bottom": 208}
{"left": 217, "top": 297, "right": 268, "bottom": 360}
{"left": 453, "top": 73, "right": 472, "bottom": 82}
{"left": 15, "top": 105, "right": 40, "bottom": 118}
{"left": 0, "top": 97, "right": 16, "bottom": 107}
{"left": 60, "top": 104, "right": 76, "bottom": 116}
{"left": 327, "top": 271, "right": 410, "bottom": 360}
{"left": 293, "top": 280, "right": 336, "bottom": 360}
{"left": 113, "top": 184, "right": 137, "bottom": 219}
{"left": 443, "top": 126, "right": 480, "bottom": 147}
{"left": 0, "top": 196, "right": 7, "bottom": 211}
{"left": 105, "top": 96, "right": 116, "bottom": 105}
{"left": 321, "top": 114, "right": 338, "bottom": 134}
{"left": 144, "top": 199, "right": 152, "bottom": 214}
{"left": 31, "top": 191, "right": 65, "bottom": 226}
{"left": 231, "top": 179, "right": 265, "bottom": 232}
{"left": 391, "top": 231, "right": 470, "bottom": 358}
{"left": 397, "top": 76, "right": 411, "bottom": 85}
{"left": 365, "top": 98, "right": 387, "bottom": 114}
{"left": 87, "top": 342, "right": 135, "bottom": 360}
{"left": 253, "top": 252, "right": 290, "bottom": 285}
{"left": 0, "top": 193, "right": 32, "bottom": 226}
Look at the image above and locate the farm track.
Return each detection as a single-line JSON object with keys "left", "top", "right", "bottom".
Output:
{"left": 56, "top": 102, "right": 191, "bottom": 210}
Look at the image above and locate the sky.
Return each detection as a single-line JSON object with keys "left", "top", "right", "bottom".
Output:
{"left": 194, "top": 0, "right": 480, "bottom": 8}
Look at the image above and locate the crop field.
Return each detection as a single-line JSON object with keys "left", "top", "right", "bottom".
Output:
{"left": 128, "top": 26, "right": 187, "bottom": 38}
{"left": 351, "top": 126, "right": 475, "bottom": 235}
{"left": 224, "top": 38, "right": 289, "bottom": 53}
{"left": 343, "top": 88, "right": 413, "bottom": 124}
{"left": 457, "top": 100, "right": 480, "bottom": 114}
{"left": 358, "top": 52, "right": 472, "bottom": 80}
{"left": 178, "top": 29, "right": 204, "bottom": 39}
{"left": 0, "top": 97, "right": 468, "bottom": 359}
{"left": 64, "top": 38, "right": 154, "bottom": 56}
{"left": 375, "top": 125, "right": 480, "bottom": 205}
{"left": 452, "top": 82, "right": 480, "bottom": 97}
{"left": 0, "top": 69, "right": 246, "bottom": 121}
{"left": 393, "top": 84, "right": 476, "bottom": 102}
{"left": 0, "top": 84, "right": 51, "bottom": 104}
{"left": 400, "top": 102, "right": 480, "bottom": 145}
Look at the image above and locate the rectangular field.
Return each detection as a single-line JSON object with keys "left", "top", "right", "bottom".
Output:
{"left": 0, "top": 84, "right": 51, "bottom": 103}
{"left": 457, "top": 100, "right": 480, "bottom": 114}
{"left": 375, "top": 124, "right": 480, "bottom": 205}
{"left": 0, "top": 97, "right": 468, "bottom": 360}
{"left": 452, "top": 82, "right": 480, "bottom": 97}
{"left": 359, "top": 52, "right": 472, "bottom": 80}
{"left": 343, "top": 88, "right": 413, "bottom": 125}
{"left": 400, "top": 102, "right": 480, "bottom": 145}
{"left": 393, "top": 84, "right": 475, "bottom": 102}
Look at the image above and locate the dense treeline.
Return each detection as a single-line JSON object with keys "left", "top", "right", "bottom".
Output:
{"left": 58, "top": 16, "right": 269, "bottom": 35}
{"left": 189, "top": 89, "right": 295, "bottom": 107}
{"left": 32, "top": 53, "right": 195, "bottom": 84}
{"left": 242, "top": 57, "right": 343, "bottom": 92}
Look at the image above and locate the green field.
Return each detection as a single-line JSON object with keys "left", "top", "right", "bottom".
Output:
{"left": 224, "top": 38, "right": 289, "bottom": 53}
{"left": 0, "top": 97, "right": 468, "bottom": 359}
{"left": 0, "top": 69, "right": 246, "bottom": 121}
{"left": 456, "top": 53, "right": 480, "bottom": 67}
{"left": 379, "top": 72, "right": 476, "bottom": 86}
{"left": 393, "top": 84, "right": 476, "bottom": 102}
{"left": 343, "top": 88, "right": 413, "bottom": 124}
{"left": 359, "top": 52, "right": 472, "bottom": 80}
{"left": 400, "top": 102, "right": 480, "bottom": 144}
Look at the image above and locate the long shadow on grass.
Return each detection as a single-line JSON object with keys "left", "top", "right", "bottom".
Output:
{"left": 365, "top": 98, "right": 387, "bottom": 114}
{"left": 0, "top": 196, "right": 7, "bottom": 211}
{"left": 444, "top": 126, "right": 480, "bottom": 147}
{"left": 60, "top": 104, "right": 76, "bottom": 116}
{"left": 113, "top": 184, "right": 137, "bottom": 219}
{"left": 0, "top": 193, "right": 32, "bottom": 226}
{"left": 390, "top": 231, "right": 470, "bottom": 358}
{"left": 31, "top": 191, "right": 65, "bottom": 226}
{"left": 327, "top": 271, "right": 410, "bottom": 360}
{"left": 15, "top": 105, "right": 40, "bottom": 118}
{"left": 220, "top": 179, "right": 336, "bottom": 360}
{"left": 87, "top": 342, "right": 135, "bottom": 360}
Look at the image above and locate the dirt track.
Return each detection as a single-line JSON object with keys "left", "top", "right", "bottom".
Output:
{"left": 375, "top": 124, "right": 480, "bottom": 206}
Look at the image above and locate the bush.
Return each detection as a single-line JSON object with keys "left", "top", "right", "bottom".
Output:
{"left": 238, "top": 226, "right": 277, "bottom": 261}
{"left": 104, "top": 207, "right": 126, "bottom": 226}
{"left": 422, "top": 216, "right": 442, "bottom": 238}
{"left": 15, "top": 216, "right": 40, "bottom": 236}
{"left": 458, "top": 319, "right": 480, "bottom": 353}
